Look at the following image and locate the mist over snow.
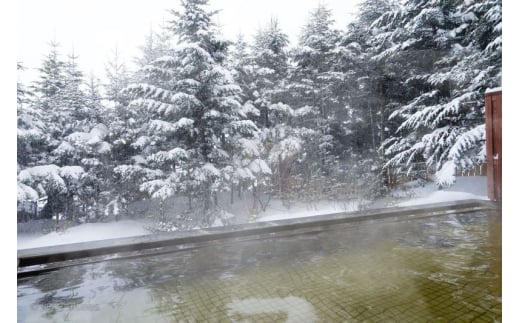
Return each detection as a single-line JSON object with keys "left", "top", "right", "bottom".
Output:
{"left": 17, "top": 0, "right": 500, "bottom": 248}
{"left": 18, "top": 176, "right": 489, "bottom": 250}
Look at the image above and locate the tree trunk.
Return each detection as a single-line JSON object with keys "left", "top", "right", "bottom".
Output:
{"left": 379, "top": 80, "right": 385, "bottom": 146}
{"left": 264, "top": 106, "right": 269, "bottom": 128}
{"left": 369, "top": 104, "right": 376, "bottom": 150}
{"left": 230, "top": 183, "right": 234, "bottom": 204}
{"left": 252, "top": 182, "right": 258, "bottom": 211}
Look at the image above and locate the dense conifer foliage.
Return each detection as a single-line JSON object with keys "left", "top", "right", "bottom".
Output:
{"left": 17, "top": 0, "right": 501, "bottom": 228}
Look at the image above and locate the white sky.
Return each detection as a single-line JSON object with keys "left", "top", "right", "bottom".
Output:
{"left": 17, "top": 0, "right": 362, "bottom": 84}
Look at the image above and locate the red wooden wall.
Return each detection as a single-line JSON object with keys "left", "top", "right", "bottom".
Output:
{"left": 485, "top": 90, "right": 502, "bottom": 203}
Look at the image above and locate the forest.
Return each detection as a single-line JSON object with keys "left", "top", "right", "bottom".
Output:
{"left": 17, "top": 0, "right": 501, "bottom": 230}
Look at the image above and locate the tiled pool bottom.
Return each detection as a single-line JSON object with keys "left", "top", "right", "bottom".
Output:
{"left": 18, "top": 211, "right": 501, "bottom": 322}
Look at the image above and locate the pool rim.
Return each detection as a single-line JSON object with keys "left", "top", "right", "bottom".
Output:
{"left": 17, "top": 199, "right": 500, "bottom": 277}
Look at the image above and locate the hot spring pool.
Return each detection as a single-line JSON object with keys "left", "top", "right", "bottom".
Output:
{"left": 17, "top": 203, "right": 501, "bottom": 322}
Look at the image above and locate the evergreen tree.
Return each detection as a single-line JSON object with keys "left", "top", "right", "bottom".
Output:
{"left": 85, "top": 73, "right": 104, "bottom": 115}
{"left": 127, "top": 0, "right": 257, "bottom": 225}
{"left": 287, "top": 4, "right": 343, "bottom": 198}
{"left": 247, "top": 19, "right": 311, "bottom": 203}
{"left": 105, "top": 47, "right": 132, "bottom": 107}
{"left": 19, "top": 42, "right": 66, "bottom": 170}
{"left": 337, "top": 0, "right": 403, "bottom": 196}
{"left": 251, "top": 18, "right": 291, "bottom": 128}
{"left": 51, "top": 51, "right": 112, "bottom": 220}
{"left": 380, "top": 0, "right": 501, "bottom": 186}
{"left": 134, "top": 25, "right": 172, "bottom": 74}
{"left": 104, "top": 47, "right": 148, "bottom": 218}
{"left": 32, "top": 44, "right": 92, "bottom": 144}
{"left": 21, "top": 42, "right": 112, "bottom": 222}
{"left": 61, "top": 50, "right": 91, "bottom": 130}
{"left": 291, "top": 4, "right": 341, "bottom": 120}
{"left": 225, "top": 35, "right": 273, "bottom": 212}
{"left": 32, "top": 41, "right": 66, "bottom": 101}
{"left": 17, "top": 62, "right": 45, "bottom": 170}
{"left": 17, "top": 82, "right": 49, "bottom": 186}
{"left": 17, "top": 63, "right": 33, "bottom": 107}
{"left": 227, "top": 34, "right": 259, "bottom": 117}
{"left": 342, "top": 0, "right": 400, "bottom": 153}
{"left": 16, "top": 0, "right": 503, "bottom": 224}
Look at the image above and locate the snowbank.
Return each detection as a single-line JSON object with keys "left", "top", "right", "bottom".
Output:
{"left": 17, "top": 220, "right": 152, "bottom": 250}
{"left": 398, "top": 190, "right": 486, "bottom": 207}
{"left": 396, "top": 176, "right": 488, "bottom": 207}
{"left": 258, "top": 176, "right": 488, "bottom": 221}
{"left": 257, "top": 199, "right": 365, "bottom": 222}
{"left": 17, "top": 176, "right": 489, "bottom": 250}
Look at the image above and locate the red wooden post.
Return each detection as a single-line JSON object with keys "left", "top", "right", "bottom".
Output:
{"left": 485, "top": 89, "right": 502, "bottom": 203}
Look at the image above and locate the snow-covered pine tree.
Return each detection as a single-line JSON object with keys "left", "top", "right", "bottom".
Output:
{"left": 372, "top": 0, "right": 460, "bottom": 184}
{"left": 17, "top": 107, "right": 47, "bottom": 168}
{"left": 60, "top": 50, "right": 93, "bottom": 131}
{"left": 17, "top": 63, "right": 49, "bottom": 219}
{"left": 21, "top": 42, "right": 112, "bottom": 222}
{"left": 18, "top": 47, "right": 58, "bottom": 220}
{"left": 85, "top": 73, "right": 105, "bottom": 126}
{"left": 18, "top": 42, "right": 68, "bottom": 220}
{"left": 50, "top": 51, "right": 113, "bottom": 220}
{"left": 341, "top": 0, "right": 400, "bottom": 152}
{"left": 85, "top": 74, "right": 113, "bottom": 212}
{"left": 290, "top": 3, "right": 342, "bottom": 123}
{"left": 31, "top": 41, "right": 66, "bottom": 103}
{"left": 247, "top": 19, "right": 311, "bottom": 204}
{"left": 101, "top": 47, "right": 146, "bottom": 218}
{"left": 17, "top": 63, "right": 33, "bottom": 107}
{"left": 51, "top": 51, "right": 99, "bottom": 147}
{"left": 134, "top": 25, "right": 172, "bottom": 83}
{"left": 30, "top": 42, "right": 68, "bottom": 148}
{"left": 52, "top": 122, "right": 112, "bottom": 220}
{"left": 86, "top": 73, "right": 103, "bottom": 110}
{"left": 127, "top": 0, "right": 257, "bottom": 226}
{"left": 224, "top": 35, "right": 272, "bottom": 210}
{"left": 105, "top": 47, "right": 132, "bottom": 107}
{"left": 251, "top": 18, "right": 291, "bottom": 128}
{"left": 33, "top": 45, "right": 93, "bottom": 145}
{"left": 380, "top": 0, "right": 501, "bottom": 186}
{"left": 227, "top": 34, "right": 259, "bottom": 117}
{"left": 103, "top": 47, "right": 136, "bottom": 163}
{"left": 18, "top": 165, "right": 85, "bottom": 224}
{"left": 336, "top": 0, "right": 403, "bottom": 196}
{"left": 286, "top": 4, "right": 344, "bottom": 199}
{"left": 17, "top": 62, "right": 45, "bottom": 168}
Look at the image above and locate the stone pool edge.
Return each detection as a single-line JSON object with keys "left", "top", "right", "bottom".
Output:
{"left": 17, "top": 199, "right": 500, "bottom": 277}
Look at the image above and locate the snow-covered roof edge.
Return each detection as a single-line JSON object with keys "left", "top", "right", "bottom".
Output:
{"left": 485, "top": 87, "right": 502, "bottom": 94}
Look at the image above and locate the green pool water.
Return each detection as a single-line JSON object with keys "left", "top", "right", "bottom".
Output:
{"left": 17, "top": 211, "right": 501, "bottom": 322}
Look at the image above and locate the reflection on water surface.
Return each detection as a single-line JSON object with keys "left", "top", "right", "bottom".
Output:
{"left": 18, "top": 211, "right": 501, "bottom": 322}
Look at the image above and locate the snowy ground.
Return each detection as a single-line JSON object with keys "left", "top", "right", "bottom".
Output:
{"left": 17, "top": 176, "right": 489, "bottom": 250}
{"left": 17, "top": 220, "right": 152, "bottom": 250}
{"left": 254, "top": 199, "right": 366, "bottom": 222}
{"left": 391, "top": 176, "right": 487, "bottom": 207}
